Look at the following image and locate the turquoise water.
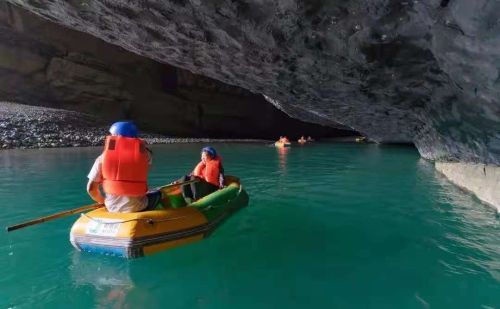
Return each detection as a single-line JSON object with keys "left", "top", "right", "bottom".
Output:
{"left": 1, "top": 143, "right": 499, "bottom": 308}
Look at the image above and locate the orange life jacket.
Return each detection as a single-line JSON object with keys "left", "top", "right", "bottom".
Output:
{"left": 192, "top": 156, "right": 222, "bottom": 187}
{"left": 101, "top": 135, "right": 149, "bottom": 196}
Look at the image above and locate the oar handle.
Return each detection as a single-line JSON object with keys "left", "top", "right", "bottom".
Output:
{"left": 6, "top": 179, "right": 200, "bottom": 232}
{"left": 156, "top": 178, "right": 199, "bottom": 190}
{"left": 6, "top": 203, "right": 102, "bottom": 232}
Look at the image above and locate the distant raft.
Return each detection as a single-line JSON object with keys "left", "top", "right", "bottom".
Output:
{"left": 274, "top": 141, "right": 291, "bottom": 148}
{"left": 70, "top": 177, "right": 249, "bottom": 258}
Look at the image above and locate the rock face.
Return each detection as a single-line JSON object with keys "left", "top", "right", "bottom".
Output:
{"left": 0, "top": 3, "right": 352, "bottom": 139}
{"left": 0, "top": 101, "right": 275, "bottom": 149}
{"left": 436, "top": 162, "right": 500, "bottom": 211}
{"left": 4, "top": 0, "right": 499, "bottom": 164}
{"left": 0, "top": 101, "right": 108, "bottom": 149}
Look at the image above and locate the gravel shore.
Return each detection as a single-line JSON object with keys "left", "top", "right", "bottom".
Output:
{"left": 0, "top": 102, "right": 267, "bottom": 149}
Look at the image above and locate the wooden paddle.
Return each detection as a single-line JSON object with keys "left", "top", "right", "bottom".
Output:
{"left": 6, "top": 203, "right": 102, "bottom": 232}
{"left": 156, "top": 178, "right": 198, "bottom": 191}
{"left": 6, "top": 178, "right": 199, "bottom": 232}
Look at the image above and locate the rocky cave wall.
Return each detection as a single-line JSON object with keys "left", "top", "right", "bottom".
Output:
{"left": 4, "top": 0, "right": 499, "bottom": 164}
{"left": 0, "top": 2, "right": 352, "bottom": 139}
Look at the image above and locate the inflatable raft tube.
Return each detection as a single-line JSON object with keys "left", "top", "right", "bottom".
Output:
{"left": 70, "top": 179, "right": 249, "bottom": 258}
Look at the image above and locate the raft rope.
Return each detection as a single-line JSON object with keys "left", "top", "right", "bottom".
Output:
{"left": 80, "top": 184, "right": 241, "bottom": 225}
{"left": 81, "top": 213, "right": 191, "bottom": 225}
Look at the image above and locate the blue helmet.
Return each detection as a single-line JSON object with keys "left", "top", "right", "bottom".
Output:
{"left": 201, "top": 146, "right": 217, "bottom": 158}
{"left": 109, "top": 121, "right": 138, "bottom": 138}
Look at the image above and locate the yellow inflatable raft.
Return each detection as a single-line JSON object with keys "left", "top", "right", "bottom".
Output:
{"left": 70, "top": 177, "right": 249, "bottom": 258}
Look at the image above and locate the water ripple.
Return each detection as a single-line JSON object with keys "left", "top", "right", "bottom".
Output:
{"left": 0, "top": 144, "right": 499, "bottom": 308}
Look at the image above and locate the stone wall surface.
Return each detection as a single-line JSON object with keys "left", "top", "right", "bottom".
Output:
{"left": 0, "top": 2, "right": 351, "bottom": 138}
{"left": 3, "top": 0, "right": 499, "bottom": 163}
{"left": 435, "top": 162, "right": 500, "bottom": 211}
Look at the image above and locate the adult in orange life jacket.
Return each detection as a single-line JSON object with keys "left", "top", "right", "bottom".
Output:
{"left": 181, "top": 146, "right": 224, "bottom": 202}
{"left": 86, "top": 121, "right": 162, "bottom": 213}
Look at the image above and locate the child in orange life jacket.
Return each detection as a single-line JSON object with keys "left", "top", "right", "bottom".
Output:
{"left": 86, "top": 121, "right": 162, "bottom": 213}
{"left": 181, "top": 146, "right": 224, "bottom": 202}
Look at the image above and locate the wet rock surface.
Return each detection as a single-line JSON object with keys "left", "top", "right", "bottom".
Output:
{"left": 5, "top": 0, "right": 499, "bottom": 164}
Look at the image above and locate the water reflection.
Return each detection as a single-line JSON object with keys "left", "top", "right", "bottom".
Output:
{"left": 70, "top": 252, "right": 131, "bottom": 308}
{"left": 69, "top": 252, "right": 161, "bottom": 309}
{"left": 415, "top": 159, "right": 500, "bottom": 282}
{"left": 276, "top": 146, "right": 290, "bottom": 172}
